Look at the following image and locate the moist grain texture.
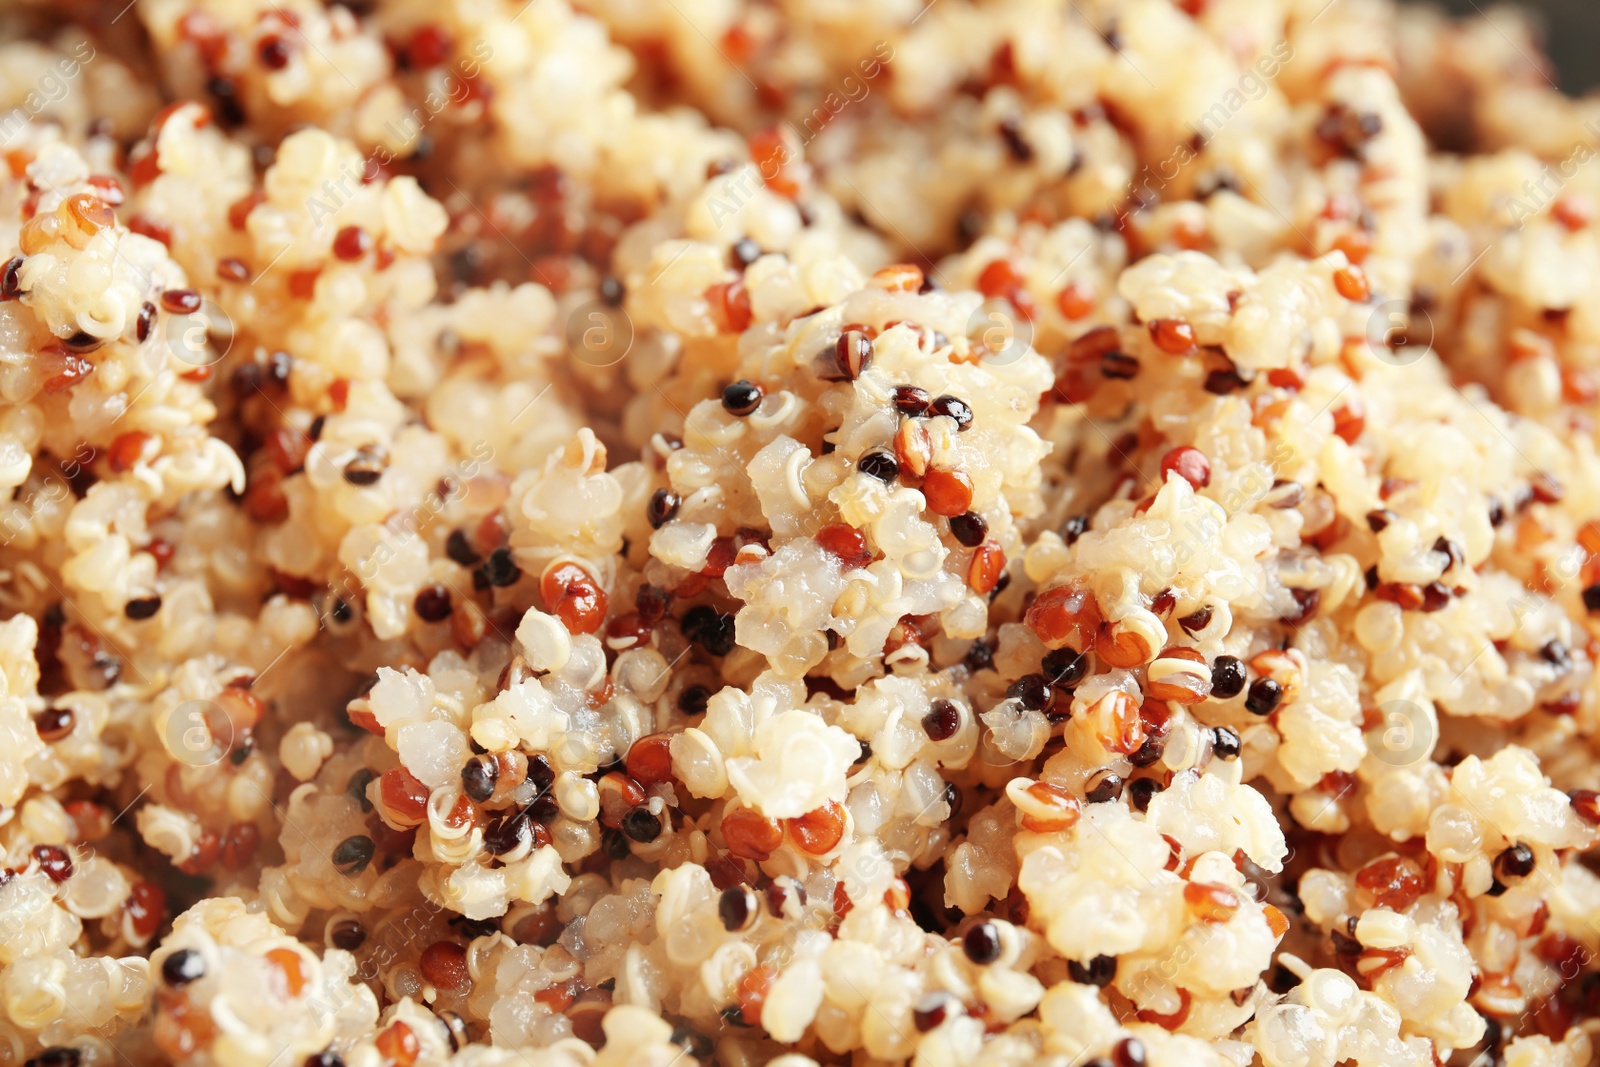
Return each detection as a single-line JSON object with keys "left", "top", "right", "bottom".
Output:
{"left": 1, "top": 2, "right": 1600, "bottom": 1067}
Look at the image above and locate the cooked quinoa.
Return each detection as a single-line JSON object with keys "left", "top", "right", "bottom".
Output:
{"left": 4, "top": 1, "right": 1600, "bottom": 1065}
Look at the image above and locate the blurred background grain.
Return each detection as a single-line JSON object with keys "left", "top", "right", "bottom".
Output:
{"left": 1433, "top": 0, "right": 1600, "bottom": 93}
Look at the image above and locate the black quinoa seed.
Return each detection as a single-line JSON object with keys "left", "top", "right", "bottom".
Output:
{"left": 857, "top": 448, "right": 899, "bottom": 483}
{"left": 921, "top": 699, "right": 961, "bottom": 741}
{"left": 930, "top": 395, "right": 973, "bottom": 430}
{"left": 461, "top": 754, "right": 498, "bottom": 802}
{"left": 681, "top": 605, "right": 736, "bottom": 656}
{"left": 329, "top": 919, "right": 367, "bottom": 950}
{"left": 962, "top": 922, "right": 1002, "bottom": 965}
{"left": 948, "top": 512, "right": 988, "bottom": 547}
{"left": 413, "top": 585, "right": 453, "bottom": 622}
{"left": 331, "top": 834, "right": 375, "bottom": 876}
{"left": 647, "top": 488, "right": 681, "bottom": 528}
{"left": 1211, "top": 726, "right": 1241, "bottom": 760}
{"left": 1085, "top": 772, "right": 1124, "bottom": 804}
{"left": 1127, "top": 777, "right": 1163, "bottom": 812}
{"left": 721, "top": 380, "right": 763, "bottom": 416}
{"left": 622, "top": 806, "right": 662, "bottom": 843}
{"left": 1245, "top": 677, "right": 1283, "bottom": 716}
{"left": 124, "top": 596, "right": 162, "bottom": 620}
{"left": 1041, "top": 646, "right": 1088, "bottom": 688}
{"left": 1006, "top": 673, "right": 1051, "bottom": 711}
{"left": 485, "top": 812, "right": 533, "bottom": 856}
{"left": 161, "top": 947, "right": 206, "bottom": 987}
{"left": 718, "top": 885, "right": 757, "bottom": 931}
{"left": 480, "top": 546, "right": 522, "bottom": 588}
{"left": 893, "top": 385, "right": 933, "bottom": 416}
{"left": 445, "top": 528, "right": 480, "bottom": 566}
{"left": 1494, "top": 842, "right": 1535, "bottom": 881}
{"left": 1068, "top": 954, "right": 1116, "bottom": 986}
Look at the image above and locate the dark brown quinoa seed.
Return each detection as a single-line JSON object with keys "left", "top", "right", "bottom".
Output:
{"left": 1006, "top": 673, "right": 1051, "bottom": 711}
{"left": 0, "top": 256, "right": 25, "bottom": 300}
{"left": 484, "top": 812, "right": 533, "bottom": 856}
{"left": 962, "top": 922, "right": 1002, "bottom": 965}
{"left": 479, "top": 546, "right": 522, "bottom": 588}
{"left": 329, "top": 919, "right": 367, "bottom": 950}
{"left": 766, "top": 875, "right": 806, "bottom": 919}
{"left": 678, "top": 685, "right": 711, "bottom": 714}
{"left": 124, "top": 595, "right": 162, "bottom": 620}
{"left": 331, "top": 835, "right": 375, "bottom": 876}
{"left": 1068, "top": 954, "right": 1116, "bottom": 986}
{"left": 598, "top": 275, "right": 625, "bottom": 306}
{"left": 1101, "top": 351, "right": 1140, "bottom": 379}
{"left": 718, "top": 885, "right": 757, "bottom": 931}
{"left": 1211, "top": 725, "right": 1241, "bottom": 761}
{"left": 1203, "top": 367, "right": 1247, "bottom": 394}
{"left": 346, "top": 768, "right": 377, "bottom": 811}
{"left": 912, "top": 992, "right": 955, "bottom": 1032}
{"left": 893, "top": 385, "right": 933, "bottom": 416}
{"left": 161, "top": 948, "right": 206, "bottom": 986}
{"left": 445, "top": 528, "right": 480, "bottom": 566}
{"left": 1245, "top": 677, "right": 1283, "bottom": 715}
{"left": 647, "top": 488, "right": 680, "bottom": 528}
{"left": 1114, "top": 1036, "right": 1148, "bottom": 1067}
{"left": 948, "top": 511, "right": 988, "bottom": 547}
{"left": 33, "top": 844, "right": 72, "bottom": 882}
{"left": 1041, "top": 647, "right": 1088, "bottom": 689}
{"left": 1177, "top": 605, "right": 1212, "bottom": 633}
{"left": 1366, "top": 508, "right": 1396, "bottom": 532}
{"left": 1084, "top": 771, "right": 1123, "bottom": 804}
{"left": 33, "top": 706, "right": 73, "bottom": 742}
{"left": 413, "top": 585, "right": 453, "bottom": 622}
{"left": 929, "top": 395, "right": 973, "bottom": 430}
{"left": 833, "top": 330, "right": 874, "bottom": 380}
{"left": 342, "top": 449, "right": 386, "bottom": 486}
{"left": 1127, "top": 777, "right": 1163, "bottom": 812}
{"left": 1127, "top": 733, "right": 1165, "bottom": 767}
{"left": 1494, "top": 842, "right": 1535, "bottom": 881}
{"left": 857, "top": 448, "right": 899, "bottom": 483}
{"left": 1570, "top": 790, "right": 1600, "bottom": 824}
{"left": 621, "top": 805, "right": 662, "bottom": 843}
{"left": 921, "top": 699, "right": 961, "bottom": 742}
{"left": 160, "top": 288, "right": 202, "bottom": 314}
{"left": 1420, "top": 581, "right": 1451, "bottom": 612}
{"left": 526, "top": 753, "right": 556, "bottom": 794}
{"left": 729, "top": 238, "right": 761, "bottom": 268}
{"left": 135, "top": 301, "right": 156, "bottom": 342}
{"left": 460, "top": 754, "right": 498, "bottom": 803}
{"left": 721, "top": 380, "right": 763, "bottom": 416}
